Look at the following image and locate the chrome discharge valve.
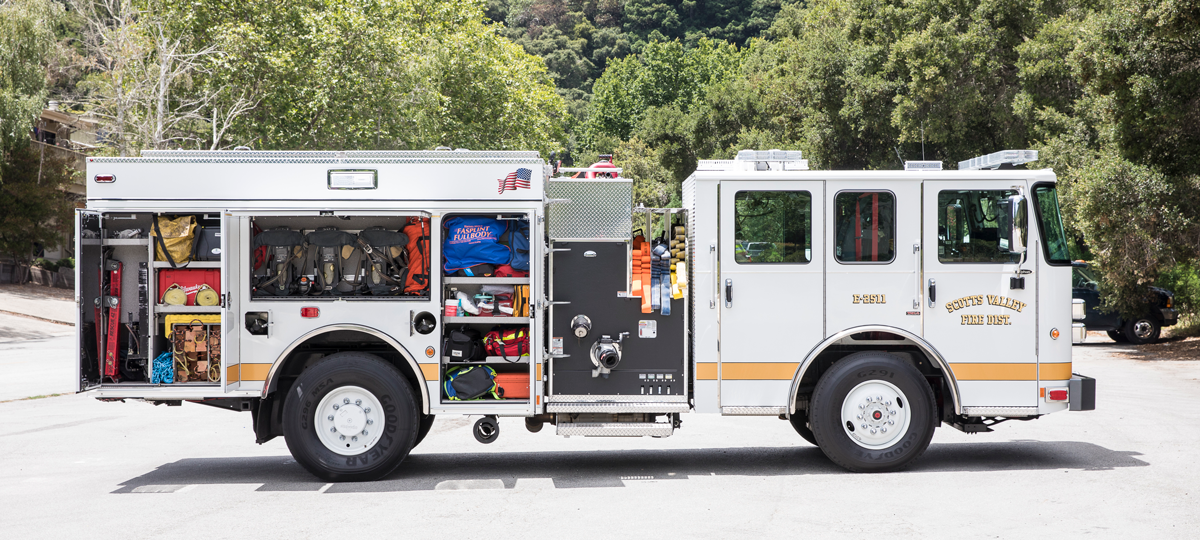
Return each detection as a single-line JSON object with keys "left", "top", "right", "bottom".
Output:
{"left": 590, "top": 332, "right": 629, "bottom": 379}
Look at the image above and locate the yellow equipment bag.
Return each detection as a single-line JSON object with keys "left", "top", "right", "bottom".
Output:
{"left": 152, "top": 215, "right": 196, "bottom": 267}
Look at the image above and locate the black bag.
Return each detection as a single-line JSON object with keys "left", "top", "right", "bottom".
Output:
{"left": 453, "top": 263, "right": 495, "bottom": 277}
{"left": 304, "top": 227, "right": 364, "bottom": 295}
{"left": 443, "top": 326, "right": 486, "bottom": 361}
{"left": 192, "top": 225, "right": 222, "bottom": 261}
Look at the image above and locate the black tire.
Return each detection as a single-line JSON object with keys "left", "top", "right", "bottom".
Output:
{"left": 282, "top": 351, "right": 419, "bottom": 482}
{"left": 414, "top": 414, "right": 435, "bottom": 448}
{"left": 1123, "top": 317, "right": 1161, "bottom": 344}
{"left": 1107, "top": 330, "right": 1128, "bottom": 343}
{"left": 809, "top": 351, "right": 937, "bottom": 473}
{"left": 788, "top": 413, "right": 818, "bottom": 446}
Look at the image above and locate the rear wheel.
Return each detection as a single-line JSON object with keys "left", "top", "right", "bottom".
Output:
{"left": 282, "top": 351, "right": 419, "bottom": 482}
{"left": 1106, "top": 330, "right": 1128, "bottom": 343}
{"left": 809, "top": 351, "right": 936, "bottom": 472}
{"left": 788, "top": 413, "right": 818, "bottom": 446}
{"left": 1124, "top": 317, "right": 1160, "bottom": 344}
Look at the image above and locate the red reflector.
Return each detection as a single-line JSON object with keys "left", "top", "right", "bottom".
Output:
{"left": 94, "top": 174, "right": 115, "bottom": 183}
{"left": 300, "top": 307, "right": 319, "bottom": 318}
{"left": 1047, "top": 389, "right": 1069, "bottom": 402}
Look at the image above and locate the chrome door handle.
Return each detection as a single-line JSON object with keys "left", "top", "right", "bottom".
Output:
{"left": 725, "top": 279, "right": 733, "bottom": 308}
{"left": 927, "top": 278, "right": 936, "bottom": 308}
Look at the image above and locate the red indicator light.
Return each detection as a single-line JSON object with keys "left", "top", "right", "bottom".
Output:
{"left": 94, "top": 174, "right": 115, "bottom": 183}
{"left": 301, "top": 307, "right": 319, "bottom": 318}
{"left": 1047, "top": 389, "right": 1068, "bottom": 402}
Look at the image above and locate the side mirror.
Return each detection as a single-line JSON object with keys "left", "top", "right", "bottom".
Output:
{"left": 997, "top": 194, "right": 1027, "bottom": 255}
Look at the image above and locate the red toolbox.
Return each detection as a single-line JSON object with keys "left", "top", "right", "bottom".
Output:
{"left": 494, "top": 372, "right": 529, "bottom": 399}
{"left": 157, "top": 268, "right": 221, "bottom": 305}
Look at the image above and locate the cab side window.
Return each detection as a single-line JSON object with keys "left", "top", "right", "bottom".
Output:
{"left": 834, "top": 191, "right": 895, "bottom": 263}
{"left": 733, "top": 191, "right": 811, "bottom": 264}
{"left": 937, "top": 190, "right": 1021, "bottom": 263}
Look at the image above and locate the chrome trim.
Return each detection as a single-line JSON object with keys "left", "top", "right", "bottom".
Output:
{"left": 1072, "top": 298, "right": 1085, "bottom": 321}
{"left": 721, "top": 406, "right": 786, "bottom": 416}
{"left": 962, "top": 406, "right": 1038, "bottom": 417}
{"left": 1072, "top": 323, "right": 1086, "bottom": 344}
{"left": 787, "top": 325, "right": 962, "bottom": 416}
{"left": 547, "top": 402, "right": 690, "bottom": 414}
{"left": 260, "top": 323, "right": 430, "bottom": 414}
{"left": 556, "top": 422, "right": 674, "bottom": 438}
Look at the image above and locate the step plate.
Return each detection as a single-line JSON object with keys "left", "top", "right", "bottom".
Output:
{"left": 557, "top": 422, "right": 674, "bottom": 438}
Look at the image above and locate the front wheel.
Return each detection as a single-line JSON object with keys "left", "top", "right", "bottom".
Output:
{"left": 788, "top": 413, "right": 818, "bottom": 446}
{"left": 1123, "top": 317, "right": 1160, "bottom": 345}
{"left": 809, "top": 351, "right": 936, "bottom": 472}
{"left": 282, "top": 351, "right": 420, "bottom": 482}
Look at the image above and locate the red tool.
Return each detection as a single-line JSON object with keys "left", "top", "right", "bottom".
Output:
{"left": 103, "top": 260, "right": 123, "bottom": 380}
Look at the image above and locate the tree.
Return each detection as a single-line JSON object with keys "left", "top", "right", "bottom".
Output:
{"left": 0, "top": 143, "right": 75, "bottom": 265}
{"left": 0, "top": 0, "right": 60, "bottom": 179}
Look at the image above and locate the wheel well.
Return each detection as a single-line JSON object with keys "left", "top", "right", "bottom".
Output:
{"left": 255, "top": 328, "right": 427, "bottom": 444}
{"left": 790, "top": 330, "right": 959, "bottom": 424}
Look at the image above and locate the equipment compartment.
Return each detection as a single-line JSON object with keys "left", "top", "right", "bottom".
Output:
{"left": 247, "top": 215, "right": 430, "bottom": 300}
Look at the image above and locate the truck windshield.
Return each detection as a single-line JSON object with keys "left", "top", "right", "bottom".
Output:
{"left": 1032, "top": 184, "right": 1070, "bottom": 265}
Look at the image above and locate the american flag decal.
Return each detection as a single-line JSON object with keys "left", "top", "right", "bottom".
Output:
{"left": 498, "top": 168, "right": 532, "bottom": 194}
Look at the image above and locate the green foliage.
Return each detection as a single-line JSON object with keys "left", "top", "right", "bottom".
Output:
{"left": 0, "top": 143, "right": 75, "bottom": 263}
{"left": 0, "top": 0, "right": 61, "bottom": 178}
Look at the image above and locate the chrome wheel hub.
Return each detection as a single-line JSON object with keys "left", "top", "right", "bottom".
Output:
{"left": 1133, "top": 320, "right": 1154, "bottom": 339}
{"left": 841, "top": 380, "right": 911, "bottom": 449}
{"left": 315, "top": 385, "right": 383, "bottom": 456}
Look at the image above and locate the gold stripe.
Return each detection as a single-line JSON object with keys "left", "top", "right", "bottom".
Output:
{"left": 696, "top": 362, "right": 718, "bottom": 380}
{"left": 720, "top": 363, "right": 799, "bottom": 380}
{"left": 226, "top": 364, "right": 240, "bottom": 383}
{"left": 240, "top": 364, "right": 271, "bottom": 382}
{"left": 950, "top": 363, "right": 1037, "bottom": 381}
{"left": 1040, "top": 363, "right": 1073, "bottom": 381}
{"left": 419, "top": 364, "right": 440, "bottom": 381}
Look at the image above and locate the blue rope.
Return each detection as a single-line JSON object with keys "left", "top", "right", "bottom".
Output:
{"left": 151, "top": 351, "right": 174, "bottom": 384}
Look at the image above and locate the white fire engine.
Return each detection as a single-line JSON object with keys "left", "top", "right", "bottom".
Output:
{"left": 76, "top": 148, "right": 1094, "bottom": 481}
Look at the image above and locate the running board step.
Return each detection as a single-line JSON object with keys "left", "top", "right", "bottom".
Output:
{"left": 556, "top": 422, "right": 674, "bottom": 438}
{"left": 546, "top": 402, "right": 690, "bottom": 414}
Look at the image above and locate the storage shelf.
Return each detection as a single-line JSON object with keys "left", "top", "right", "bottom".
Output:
{"left": 153, "top": 261, "right": 220, "bottom": 268}
{"left": 82, "top": 238, "right": 149, "bottom": 246}
{"left": 444, "top": 316, "right": 529, "bottom": 324}
{"left": 443, "top": 356, "right": 529, "bottom": 364}
{"left": 443, "top": 277, "right": 530, "bottom": 285}
{"left": 155, "top": 305, "right": 222, "bottom": 313}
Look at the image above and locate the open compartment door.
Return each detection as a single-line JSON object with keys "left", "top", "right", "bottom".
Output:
{"left": 221, "top": 213, "right": 242, "bottom": 391}
{"left": 76, "top": 209, "right": 102, "bottom": 391}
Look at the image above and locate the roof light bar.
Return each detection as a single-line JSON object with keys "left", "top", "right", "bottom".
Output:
{"left": 904, "top": 161, "right": 942, "bottom": 171}
{"left": 958, "top": 150, "right": 1039, "bottom": 171}
{"left": 736, "top": 149, "right": 803, "bottom": 162}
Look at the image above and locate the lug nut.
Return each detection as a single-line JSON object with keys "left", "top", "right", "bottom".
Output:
{"left": 327, "top": 415, "right": 334, "bottom": 421}
{"left": 881, "top": 427, "right": 888, "bottom": 433}
{"left": 856, "top": 414, "right": 862, "bottom": 420}
{"left": 885, "top": 401, "right": 892, "bottom": 407}
{"left": 343, "top": 398, "right": 350, "bottom": 404}
{"left": 870, "top": 428, "right": 877, "bottom": 434}
{"left": 888, "top": 420, "right": 894, "bottom": 425}
{"left": 362, "top": 430, "right": 368, "bottom": 436}
{"left": 861, "top": 424, "right": 868, "bottom": 430}
{"left": 330, "top": 427, "right": 337, "bottom": 433}
{"left": 333, "top": 404, "right": 339, "bottom": 410}
{"left": 339, "top": 435, "right": 345, "bottom": 441}
{"left": 355, "top": 399, "right": 362, "bottom": 405}
{"left": 363, "top": 408, "right": 371, "bottom": 413}
{"left": 366, "top": 419, "right": 373, "bottom": 425}
{"left": 351, "top": 436, "right": 358, "bottom": 442}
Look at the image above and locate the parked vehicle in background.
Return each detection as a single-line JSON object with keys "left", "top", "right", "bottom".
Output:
{"left": 1072, "top": 262, "right": 1177, "bottom": 344}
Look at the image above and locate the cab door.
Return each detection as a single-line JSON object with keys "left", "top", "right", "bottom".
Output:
{"left": 923, "top": 180, "right": 1037, "bottom": 408}
{"left": 221, "top": 212, "right": 242, "bottom": 391}
{"left": 719, "top": 180, "right": 823, "bottom": 409}
{"left": 824, "top": 180, "right": 922, "bottom": 335}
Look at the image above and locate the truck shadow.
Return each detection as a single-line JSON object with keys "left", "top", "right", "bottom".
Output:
{"left": 112, "top": 440, "right": 1147, "bottom": 493}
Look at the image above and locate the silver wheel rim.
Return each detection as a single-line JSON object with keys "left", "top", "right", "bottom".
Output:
{"left": 1132, "top": 319, "right": 1155, "bottom": 339}
{"left": 841, "top": 380, "right": 912, "bottom": 449}
{"left": 315, "top": 385, "right": 384, "bottom": 456}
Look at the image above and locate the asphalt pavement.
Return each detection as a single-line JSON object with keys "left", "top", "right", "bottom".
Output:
{"left": 0, "top": 305, "right": 1197, "bottom": 538}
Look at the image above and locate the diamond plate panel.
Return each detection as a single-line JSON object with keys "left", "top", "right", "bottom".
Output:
{"left": 546, "top": 179, "right": 633, "bottom": 240}
{"left": 961, "top": 406, "right": 1038, "bottom": 417}
{"left": 556, "top": 422, "right": 674, "bottom": 437}
{"left": 720, "top": 406, "right": 787, "bottom": 416}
